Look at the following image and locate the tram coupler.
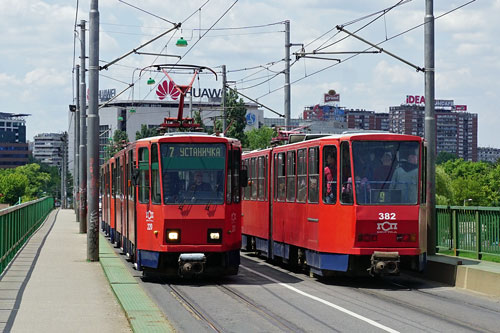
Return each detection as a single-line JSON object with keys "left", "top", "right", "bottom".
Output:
{"left": 369, "top": 251, "right": 400, "bottom": 276}
{"left": 178, "top": 253, "right": 206, "bottom": 276}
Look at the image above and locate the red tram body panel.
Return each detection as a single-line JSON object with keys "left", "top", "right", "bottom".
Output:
{"left": 242, "top": 133, "right": 426, "bottom": 276}
{"left": 100, "top": 133, "right": 245, "bottom": 276}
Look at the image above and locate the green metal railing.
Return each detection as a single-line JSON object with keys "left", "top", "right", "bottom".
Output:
{"left": 436, "top": 205, "right": 500, "bottom": 260}
{"left": 0, "top": 197, "right": 54, "bottom": 275}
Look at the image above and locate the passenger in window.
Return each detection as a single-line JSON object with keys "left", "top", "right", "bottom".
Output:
{"left": 373, "top": 151, "right": 395, "bottom": 189}
{"left": 391, "top": 151, "right": 418, "bottom": 203}
{"left": 324, "top": 153, "right": 336, "bottom": 203}
{"left": 309, "top": 178, "right": 319, "bottom": 203}
{"left": 188, "top": 171, "right": 212, "bottom": 192}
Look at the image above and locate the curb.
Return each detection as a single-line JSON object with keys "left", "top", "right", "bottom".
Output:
{"left": 423, "top": 254, "right": 500, "bottom": 297}
{"left": 98, "top": 233, "right": 174, "bottom": 332}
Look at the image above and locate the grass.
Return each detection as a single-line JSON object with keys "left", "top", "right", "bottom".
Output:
{"left": 437, "top": 249, "right": 500, "bottom": 263}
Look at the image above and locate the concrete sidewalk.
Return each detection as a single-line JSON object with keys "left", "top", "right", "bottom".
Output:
{"left": 0, "top": 209, "right": 131, "bottom": 332}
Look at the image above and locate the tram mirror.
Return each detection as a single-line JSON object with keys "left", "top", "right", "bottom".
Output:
{"left": 131, "top": 168, "right": 140, "bottom": 186}
{"left": 240, "top": 169, "right": 248, "bottom": 187}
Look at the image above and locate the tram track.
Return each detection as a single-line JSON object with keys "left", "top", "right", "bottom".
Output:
{"left": 353, "top": 279, "right": 498, "bottom": 333}
{"left": 164, "top": 283, "right": 223, "bottom": 333}
{"left": 215, "top": 283, "right": 306, "bottom": 332}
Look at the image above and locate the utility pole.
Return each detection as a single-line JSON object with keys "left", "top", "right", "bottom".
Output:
{"left": 87, "top": 0, "right": 100, "bottom": 261}
{"left": 75, "top": 65, "right": 80, "bottom": 220}
{"left": 284, "top": 20, "right": 291, "bottom": 128}
{"left": 221, "top": 65, "right": 227, "bottom": 132}
{"left": 79, "top": 20, "right": 87, "bottom": 234}
{"left": 425, "top": 0, "right": 436, "bottom": 255}
{"left": 61, "top": 133, "right": 67, "bottom": 209}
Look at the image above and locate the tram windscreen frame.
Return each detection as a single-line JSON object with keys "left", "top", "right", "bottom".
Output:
{"left": 352, "top": 141, "right": 420, "bottom": 205}
{"left": 160, "top": 143, "right": 226, "bottom": 205}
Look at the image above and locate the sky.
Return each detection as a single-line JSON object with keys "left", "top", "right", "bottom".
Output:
{"left": 0, "top": 0, "right": 499, "bottom": 147}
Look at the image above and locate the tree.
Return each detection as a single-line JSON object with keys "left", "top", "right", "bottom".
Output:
{"left": 0, "top": 172, "right": 28, "bottom": 205}
{"left": 245, "top": 126, "right": 277, "bottom": 150}
{"left": 436, "top": 151, "right": 457, "bottom": 164}
{"left": 436, "top": 165, "right": 453, "bottom": 205}
{"left": 136, "top": 124, "right": 158, "bottom": 140}
{"left": 106, "top": 130, "right": 129, "bottom": 159}
{"left": 223, "top": 89, "right": 247, "bottom": 145}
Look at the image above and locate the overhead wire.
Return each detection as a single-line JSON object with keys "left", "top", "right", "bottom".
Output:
{"left": 255, "top": 0, "right": 479, "bottom": 101}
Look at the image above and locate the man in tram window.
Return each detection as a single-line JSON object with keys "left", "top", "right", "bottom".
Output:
{"left": 390, "top": 150, "right": 418, "bottom": 204}
{"left": 308, "top": 177, "right": 319, "bottom": 203}
{"left": 373, "top": 151, "right": 395, "bottom": 189}
{"left": 323, "top": 151, "right": 337, "bottom": 204}
{"left": 188, "top": 171, "right": 213, "bottom": 193}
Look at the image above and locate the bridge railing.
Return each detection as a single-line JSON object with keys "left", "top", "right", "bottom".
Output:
{"left": 436, "top": 205, "right": 500, "bottom": 260}
{"left": 0, "top": 197, "right": 54, "bottom": 275}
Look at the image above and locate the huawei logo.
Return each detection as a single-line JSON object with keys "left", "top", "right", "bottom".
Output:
{"left": 156, "top": 79, "right": 180, "bottom": 100}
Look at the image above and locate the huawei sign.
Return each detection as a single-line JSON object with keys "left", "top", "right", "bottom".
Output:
{"left": 156, "top": 79, "right": 180, "bottom": 100}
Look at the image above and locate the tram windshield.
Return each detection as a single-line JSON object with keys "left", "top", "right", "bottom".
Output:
{"left": 352, "top": 141, "right": 420, "bottom": 205}
{"left": 160, "top": 143, "right": 226, "bottom": 205}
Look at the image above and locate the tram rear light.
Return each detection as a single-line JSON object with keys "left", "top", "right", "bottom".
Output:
{"left": 207, "top": 229, "right": 222, "bottom": 243}
{"left": 166, "top": 229, "right": 180, "bottom": 243}
{"left": 357, "top": 234, "right": 378, "bottom": 242}
{"left": 396, "top": 233, "right": 416, "bottom": 242}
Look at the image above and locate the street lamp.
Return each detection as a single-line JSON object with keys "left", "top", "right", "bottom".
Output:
{"left": 463, "top": 198, "right": 472, "bottom": 206}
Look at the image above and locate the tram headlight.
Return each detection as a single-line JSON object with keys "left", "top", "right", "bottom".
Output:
{"left": 166, "top": 229, "right": 181, "bottom": 243}
{"left": 207, "top": 229, "right": 222, "bottom": 243}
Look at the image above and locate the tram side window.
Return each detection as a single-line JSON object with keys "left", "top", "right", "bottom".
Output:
{"left": 340, "top": 142, "right": 353, "bottom": 204}
{"left": 286, "top": 151, "right": 296, "bottom": 202}
{"left": 128, "top": 150, "right": 134, "bottom": 200}
{"left": 151, "top": 144, "right": 161, "bottom": 204}
{"left": 251, "top": 158, "right": 257, "bottom": 200}
{"left": 323, "top": 145, "right": 337, "bottom": 204}
{"left": 296, "top": 149, "right": 307, "bottom": 203}
{"left": 257, "top": 156, "right": 265, "bottom": 200}
{"left": 244, "top": 160, "right": 251, "bottom": 200}
{"left": 117, "top": 157, "right": 122, "bottom": 198}
{"left": 232, "top": 149, "right": 241, "bottom": 203}
{"left": 112, "top": 163, "right": 116, "bottom": 198}
{"left": 308, "top": 147, "right": 319, "bottom": 203}
{"left": 276, "top": 153, "right": 286, "bottom": 201}
{"left": 138, "top": 147, "right": 150, "bottom": 204}
{"left": 227, "top": 148, "right": 233, "bottom": 204}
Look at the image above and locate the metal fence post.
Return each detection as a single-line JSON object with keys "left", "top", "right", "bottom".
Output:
{"left": 452, "top": 209, "right": 458, "bottom": 256}
{"left": 476, "top": 209, "right": 481, "bottom": 260}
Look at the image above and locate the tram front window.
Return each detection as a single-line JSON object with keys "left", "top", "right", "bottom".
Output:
{"left": 160, "top": 143, "right": 226, "bottom": 204}
{"left": 352, "top": 141, "right": 419, "bottom": 205}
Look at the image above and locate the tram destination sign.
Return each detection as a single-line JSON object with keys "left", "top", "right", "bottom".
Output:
{"left": 164, "top": 144, "right": 225, "bottom": 158}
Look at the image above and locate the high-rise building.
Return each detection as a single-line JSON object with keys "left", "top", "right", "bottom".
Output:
{"left": 345, "top": 109, "right": 390, "bottom": 131}
{"left": 389, "top": 97, "right": 477, "bottom": 161}
{"left": 478, "top": 147, "right": 500, "bottom": 163}
{"left": 0, "top": 112, "right": 30, "bottom": 168}
{"left": 33, "top": 133, "right": 67, "bottom": 168}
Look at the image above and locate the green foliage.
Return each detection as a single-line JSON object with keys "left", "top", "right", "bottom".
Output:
{"left": 437, "top": 159, "right": 500, "bottom": 206}
{"left": 136, "top": 124, "right": 158, "bottom": 140}
{"left": 436, "top": 151, "right": 457, "bottom": 164}
{"left": 436, "top": 166, "right": 453, "bottom": 205}
{"left": 245, "top": 126, "right": 277, "bottom": 150}
{"left": 223, "top": 89, "right": 247, "bottom": 145}
{"left": 0, "top": 163, "right": 56, "bottom": 205}
{"left": 105, "top": 130, "right": 130, "bottom": 160}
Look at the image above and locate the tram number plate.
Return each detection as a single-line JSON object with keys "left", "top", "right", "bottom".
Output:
{"left": 378, "top": 213, "right": 396, "bottom": 220}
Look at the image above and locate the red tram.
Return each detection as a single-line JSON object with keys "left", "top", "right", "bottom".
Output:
{"left": 242, "top": 133, "right": 427, "bottom": 276}
{"left": 100, "top": 133, "right": 247, "bottom": 277}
